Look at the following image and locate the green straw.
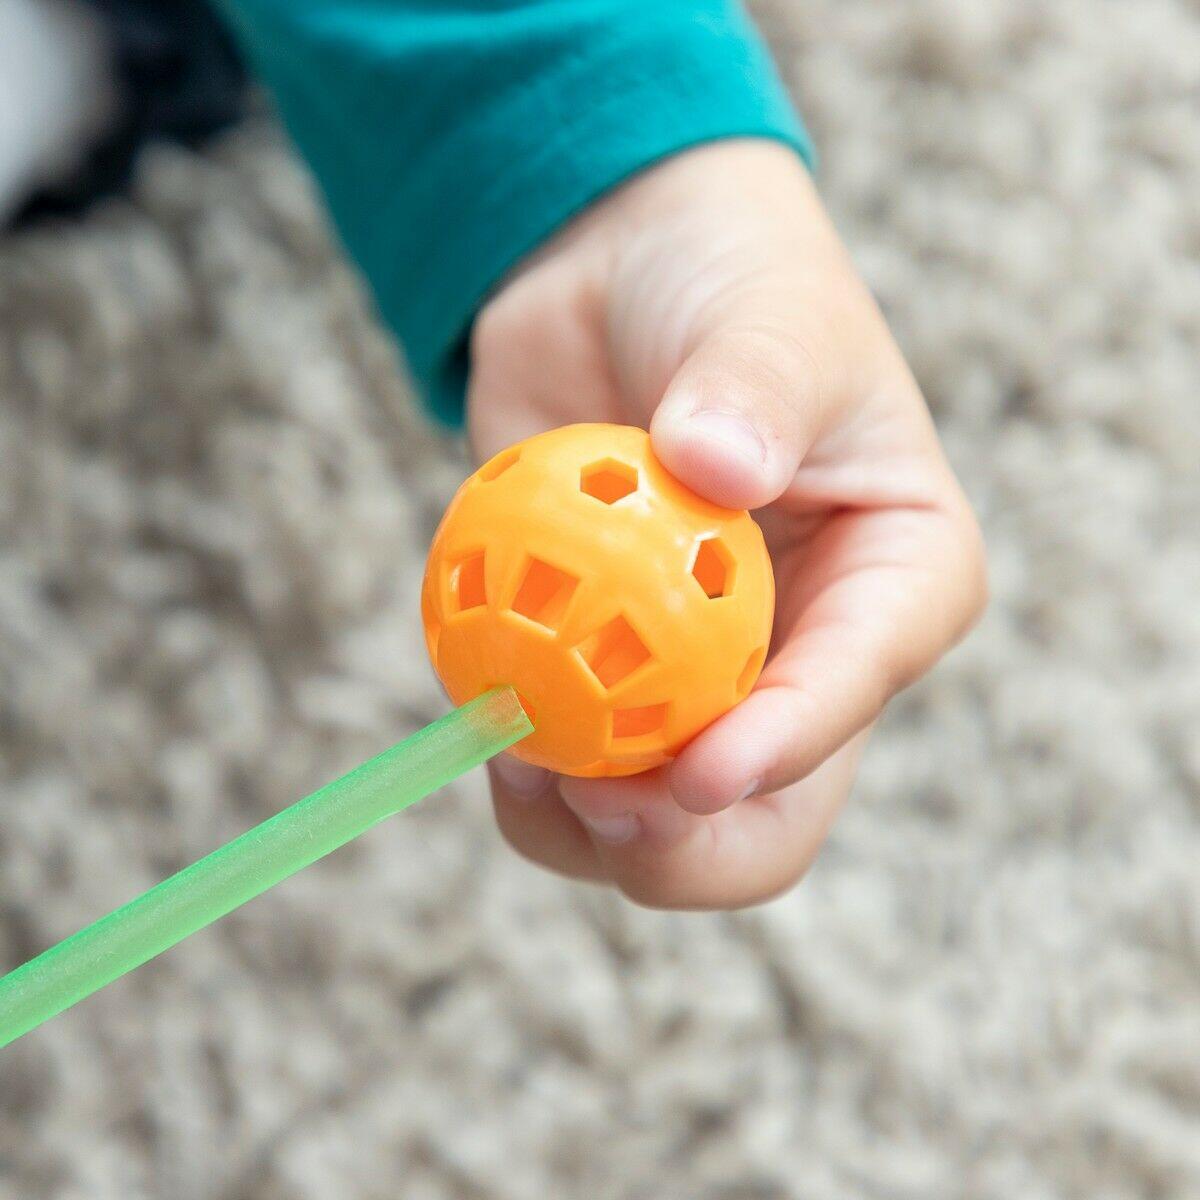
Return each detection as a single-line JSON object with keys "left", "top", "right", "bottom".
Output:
{"left": 0, "top": 686, "right": 531, "bottom": 1049}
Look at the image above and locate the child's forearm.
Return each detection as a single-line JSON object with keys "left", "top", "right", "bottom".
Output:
{"left": 210, "top": 0, "right": 813, "bottom": 422}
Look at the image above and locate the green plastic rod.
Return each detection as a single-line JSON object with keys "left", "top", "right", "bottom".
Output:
{"left": 0, "top": 687, "right": 531, "bottom": 1049}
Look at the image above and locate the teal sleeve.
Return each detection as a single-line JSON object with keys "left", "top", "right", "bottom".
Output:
{"left": 212, "top": 1, "right": 814, "bottom": 425}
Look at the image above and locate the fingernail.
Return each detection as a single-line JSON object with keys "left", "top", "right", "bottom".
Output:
{"left": 491, "top": 755, "right": 552, "bottom": 800}
{"left": 687, "top": 410, "right": 766, "bottom": 464}
{"left": 580, "top": 813, "right": 641, "bottom": 844}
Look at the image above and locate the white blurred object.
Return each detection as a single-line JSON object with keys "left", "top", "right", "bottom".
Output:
{"left": 0, "top": 0, "right": 118, "bottom": 221}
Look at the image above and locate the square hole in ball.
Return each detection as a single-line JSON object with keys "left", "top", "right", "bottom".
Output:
{"left": 612, "top": 703, "right": 668, "bottom": 739}
{"left": 511, "top": 557, "right": 580, "bottom": 632}
{"left": 576, "top": 615, "right": 652, "bottom": 689}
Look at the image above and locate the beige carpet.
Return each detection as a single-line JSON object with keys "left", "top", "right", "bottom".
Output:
{"left": 2, "top": 2, "right": 1199, "bottom": 1196}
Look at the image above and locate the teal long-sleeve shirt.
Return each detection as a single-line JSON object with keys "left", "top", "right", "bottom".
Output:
{"left": 212, "top": 1, "right": 813, "bottom": 424}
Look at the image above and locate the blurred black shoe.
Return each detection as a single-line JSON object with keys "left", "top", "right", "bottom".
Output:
{"left": 15, "top": 0, "right": 247, "bottom": 223}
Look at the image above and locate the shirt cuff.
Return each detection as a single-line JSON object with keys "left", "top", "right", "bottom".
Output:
{"left": 373, "top": 13, "right": 813, "bottom": 425}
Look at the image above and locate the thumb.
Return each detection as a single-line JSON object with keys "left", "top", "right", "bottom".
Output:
{"left": 649, "top": 320, "right": 827, "bottom": 511}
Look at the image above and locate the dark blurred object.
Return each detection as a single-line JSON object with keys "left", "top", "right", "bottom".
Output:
{"left": 16, "top": 0, "right": 247, "bottom": 222}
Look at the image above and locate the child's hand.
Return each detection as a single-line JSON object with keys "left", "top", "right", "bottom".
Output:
{"left": 469, "top": 140, "right": 986, "bottom": 909}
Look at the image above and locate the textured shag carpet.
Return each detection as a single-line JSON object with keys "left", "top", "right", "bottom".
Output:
{"left": 2, "top": 2, "right": 1199, "bottom": 1197}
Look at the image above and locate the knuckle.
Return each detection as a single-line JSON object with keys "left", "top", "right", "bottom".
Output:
{"left": 722, "top": 319, "right": 830, "bottom": 432}
{"left": 809, "top": 623, "right": 897, "bottom": 717}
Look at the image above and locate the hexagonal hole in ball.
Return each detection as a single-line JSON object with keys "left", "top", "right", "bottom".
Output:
{"left": 690, "top": 536, "right": 735, "bottom": 599}
{"left": 580, "top": 458, "right": 638, "bottom": 504}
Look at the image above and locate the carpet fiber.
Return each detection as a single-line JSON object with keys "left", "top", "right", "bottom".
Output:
{"left": 2, "top": 2, "right": 1199, "bottom": 1196}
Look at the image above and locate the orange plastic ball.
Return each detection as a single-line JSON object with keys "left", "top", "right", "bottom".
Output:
{"left": 421, "top": 424, "right": 774, "bottom": 777}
